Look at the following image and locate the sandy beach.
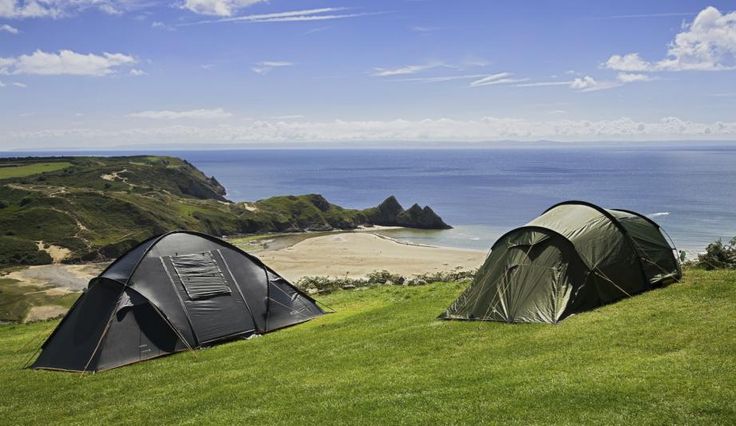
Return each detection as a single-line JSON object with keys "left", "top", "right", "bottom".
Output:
{"left": 256, "top": 232, "right": 485, "bottom": 281}
{"left": 4, "top": 230, "right": 485, "bottom": 293}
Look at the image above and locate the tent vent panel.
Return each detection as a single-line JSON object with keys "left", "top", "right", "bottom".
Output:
{"left": 170, "top": 252, "right": 232, "bottom": 300}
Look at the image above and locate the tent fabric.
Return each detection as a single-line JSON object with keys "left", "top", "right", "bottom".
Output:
{"left": 440, "top": 201, "right": 681, "bottom": 324}
{"left": 32, "top": 231, "right": 324, "bottom": 372}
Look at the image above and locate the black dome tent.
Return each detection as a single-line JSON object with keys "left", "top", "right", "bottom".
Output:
{"left": 32, "top": 231, "right": 324, "bottom": 372}
{"left": 440, "top": 201, "right": 681, "bottom": 324}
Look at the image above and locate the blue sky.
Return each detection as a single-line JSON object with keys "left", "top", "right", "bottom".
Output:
{"left": 1, "top": 0, "right": 735, "bottom": 148}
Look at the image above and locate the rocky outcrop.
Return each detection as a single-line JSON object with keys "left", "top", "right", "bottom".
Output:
{"left": 397, "top": 203, "right": 452, "bottom": 229}
{"left": 364, "top": 196, "right": 451, "bottom": 229}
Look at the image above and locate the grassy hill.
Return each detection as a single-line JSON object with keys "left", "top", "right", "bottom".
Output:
{"left": 0, "top": 269, "right": 733, "bottom": 424}
{"left": 0, "top": 156, "right": 448, "bottom": 267}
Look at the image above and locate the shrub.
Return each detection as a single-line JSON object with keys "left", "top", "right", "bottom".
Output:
{"left": 0, "top": 236, "right": 53, "bottom": 266}
{"left": 296, "top": 269, "right": 477, "bottom": 294}
{"left": 697, "top": 237, "right": 736, "bottom": 270}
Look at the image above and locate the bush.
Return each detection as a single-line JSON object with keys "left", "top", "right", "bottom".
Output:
{"left": 296, "top": 269, "right": 477, "bottom": 294}
{"left": 0, "top": 236, "right": 53, "bottom": 266}
{"left": 697, "top": 237, "right": 736, "bottom": 270}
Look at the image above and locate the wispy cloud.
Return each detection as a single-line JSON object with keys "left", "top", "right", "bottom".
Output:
{"left": 469, "top": 72, "right": 527, "bottom": 87}
{"left": 304, "top": 26, "right": 330, "bottom": 35}
{"left": 192, "top": 7, "right": 382, "bottom": 24}
{"left": 0, "top": 24, "right": 19, "bottom": 34}
{"left": 128, "top": 108, "right": 232, "bottom": 120}
{"left": 12, "top": 82, "right": 27, "bottom": 88}
{"left": 514, "top": 72, "right": 652, "bottom": 92}
{"left": 395, "top": 74, "right": 488, "bottom": 83}
{"left": 515, "top": 81, "right": 571, "bottom": 87}
{"left": 410, "top": 25, "right": 446, "bottom": 33}
{"left": 372, "top": 63, "right": 448, "bottom": 77}
{"left": 251, "top": 61, "right": 293, "bottom": 75}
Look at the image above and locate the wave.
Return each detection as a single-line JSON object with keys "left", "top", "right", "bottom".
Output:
{"left": 647, "top": 212, "right": 670, "bottom": 218}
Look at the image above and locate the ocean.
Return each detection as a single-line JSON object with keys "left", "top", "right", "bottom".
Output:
{"left": 4, "top": 144, "right": 736, "bottom": 255}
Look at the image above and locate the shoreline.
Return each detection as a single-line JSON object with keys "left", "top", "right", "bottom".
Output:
{"left": 1, "top": 228, "right": 485, "bottom": 322}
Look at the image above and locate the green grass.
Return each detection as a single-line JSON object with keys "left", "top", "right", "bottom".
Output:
{"left": 0, "top": 278, "right": 79, "bottom": 323}
{"left": 1, "top": 269, "right": 734, "bottom": 424}
{"left": 0, "top": 162, "right": 71, "bottom": 180}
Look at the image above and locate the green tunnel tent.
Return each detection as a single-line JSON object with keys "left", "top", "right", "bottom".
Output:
{"left": 440, "top": 201, "right": 681, "bottom": 324}
{"left": 32, "top": 231, "right": 324, "bottom": 372}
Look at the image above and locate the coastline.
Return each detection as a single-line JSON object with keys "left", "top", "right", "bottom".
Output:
{"left": 0, "top": 228, "right": 484, "bottom": 322}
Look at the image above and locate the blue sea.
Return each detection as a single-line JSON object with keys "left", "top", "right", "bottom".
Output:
{"left": 4, "top": 144, "right": 736, "bottom": 255}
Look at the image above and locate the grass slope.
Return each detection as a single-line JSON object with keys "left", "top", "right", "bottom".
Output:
{"left": 1, "top": 269, "right": 734, "bottom": 424}
{"left": 0, "top": 162, "right": 72, "bottom": 180}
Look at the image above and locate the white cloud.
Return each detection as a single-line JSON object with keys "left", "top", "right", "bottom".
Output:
{"left": 151, "top": 21, "right": 174, "bottom": 30}
{"left": 372, "top": 63, "right": 445, "bottom": 77}
{"left": 12, "top": 81, "right": 26, "bottom": 87}
{"left": 8, "top": 116, "right": 736, "bottom": 146}
{"left": 570, "top": 76, "right": 599, "bottom": 90}
{"left": 129, "top": 68, "right": 146, "bottom": 76}
{"left": 128, "top": 108, "right": 233, "bottom": 120}
{"left": 0, "top": 80, "right": 5, "bottom": 87}
{"left": 0, "top": 0, "right": 143, "bottom": 19}
{"left": 469, "top": 72, "right": 527, "bottom": 87}
{"left": 616, "top": 72, "right": 652, "bottom": 82}
{"left": 195, "top": 7, "right": 381, "bottom": 24}
{"left": 569, "top": 75, "right": 625, "bottom": 92}
{"left": 0, "top": 24, "right": 18, "bottom": 34}
{"left": 0, "top": 50, "right": 136, "bottom": 76}
{"left": 181, "top": 0, "right": 266, "bottom": 17}
{"left": 605, "top": 6, "right": 736, "bottom": 72}
{"left": 251, "top": 60, "right": 293, "bottom": 75}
